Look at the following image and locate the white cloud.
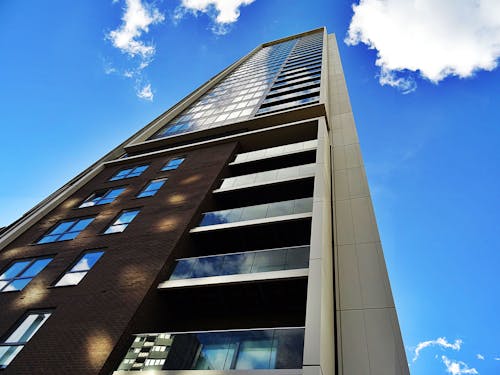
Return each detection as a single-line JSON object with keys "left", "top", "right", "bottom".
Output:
{"left": 476, "top": 354, "right": 485, "bottom": 360}
{"left": 413, "top": 337, "right": 462, "bottom": 362}
{"left": 106, "top": 0, "right": 164, "bottom": 100}
{"left": 442, "top": 356, "right": 479, "bottom": 375}
{"left": 345, "top": 0, "right": 500, "bottom": 92}
{"left": 107, "top": 0, "right": 164, "bottom": 58}
{"left": 137, "top": 83, "right": 154, "bottom": 100}
{"left": 175, "top": 0, "right": 255, "bottom": 34}
{"left": 494, "top": 357, "right": 500, "bottom": 361}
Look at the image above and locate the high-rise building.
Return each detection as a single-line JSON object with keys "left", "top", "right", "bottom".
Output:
{"left": 0, "top": 28, "right": 409, "bottom": 375}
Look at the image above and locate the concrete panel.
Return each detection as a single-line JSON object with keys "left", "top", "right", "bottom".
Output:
{"left": 339, "top": 310, "right": 371, "bottom": 375}
{"left": 341, "top": 119, "right": 359, "bottom": 146}
{"left": 347, "top": 167, "right": 369, "bottom": 199}
{"left": 337, "top": 244, "right": 362, "bottom": 310}
{"left": 333, "top": 147, "right": 347, "bottom": 171}
{"left": 364, "top": 308, "right": 410, "bottom": 375}
{"left": 344, "top": 144, "right": 363, "bottom": 169}
{"left": 334, "top": 170, "right": 349, "bottom": 201}
{"left": 334, "top": 200, "right": 354, "bottom": 245}
{"left": 303, "top": 365, "right": 323, "bottom": 375}
{"left": 331, "top": 128, "right": 344, "bottom": 147}
{"left": 356, "top": 242, "right": 393, "bottom": 309}
{"left": 303, "top": 258, "right": 322, "bottom": 365}
{"left": 351, "top": 197, "right": 379, "bottom": 244}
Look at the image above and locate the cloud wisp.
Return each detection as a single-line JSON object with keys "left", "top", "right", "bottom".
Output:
{"left": 174, "top": 0, "right": 255, "bottom": 35}
{"left": 137, "top": 83, "right": 153, "bottom": 100}
{"left": 441, "top": 356, "right": 479, "bottom": 375}
{"left": 345, "top": 0, "right": 500, "bottom": 93}
{"left": 476, "top": 354, "right": 485, "bottom": 360}
{"left": 413, "top": 337, "right": 462, "bottom": 362}
{"left": 106, "top": 0, "right": 165, "bottom": 100}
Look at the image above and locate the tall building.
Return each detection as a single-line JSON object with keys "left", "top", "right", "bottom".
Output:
{"left": 0, "top": 28, "right": 409, "bottom": 375}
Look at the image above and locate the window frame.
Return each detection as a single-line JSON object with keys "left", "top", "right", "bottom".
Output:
{"left": 36, "top": 217, "right": 95, "bottom": 244}
{"left": 161, "top": 156, "right": 186, "bottom": 172}
{"left": 109, "top": 165, "right": 149, "bottom": 181}
{"left": 103, "top": 209, "right": 141, "bottom": 235}
{"left": 53, "top": 249, "right": 105, "bottom": 288}
{"left": 78, "top": 186, "right": 126, "bottom": 208}
{"left": 136, "top": 178, "right": 168, "bottom": 199}
{"left": 0, "top": 257, "right": 53, "bottom": 293}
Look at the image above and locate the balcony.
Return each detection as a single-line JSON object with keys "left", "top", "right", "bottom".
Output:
{"left": 190, "top": 198, "right": 313, "bottom": 233}
{"left": 114, "top": 327, "right": 305, "bottom": 373}
{"left": 214, "top": 164, "right": 315, "bottom": 193}
{"left": 158, "top": 246, "right": 309, "bottom": 290}
{"left": 230, "top": 140, "right": 317, "bottom": 165}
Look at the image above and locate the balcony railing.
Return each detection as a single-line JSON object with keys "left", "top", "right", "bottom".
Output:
{"left": 169, "top": 246, "right": 309, "bottom": 281}
{"left": 231, "top": 140, "right": 317, "bottom": 165}
{"left": 198, "top": 198, "right": 313, "bottom": 228}
{"left": 116, "top": 327, "right": 305, "bottom": 372}
{"left": 217, "top": 164, "right": 315, "bottom": 191}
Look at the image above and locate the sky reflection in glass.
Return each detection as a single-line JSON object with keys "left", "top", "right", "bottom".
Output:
{"left": 169, "top": 246, "right": 309, "bottom": 280}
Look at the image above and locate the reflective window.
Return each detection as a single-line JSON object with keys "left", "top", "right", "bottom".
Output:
{"left": 169, "top": 246, "right": 309, "bottom": 280}
{"left": 149, "top": 36, "right": 303, "bottom": 140}
{"left": 0, "top": 258, "right": 52, "bottom": 292}
{"left": 54, "top": 250, "right": 104, "bottom": 287}
{"left": 161, "top": 157, "right": 185, "bottom": 171}
{"left": 199, "top": 198, "right": 313, "bottom": 227}
{"left": 256, "top": 32, "right": 322, "bottom": 117}
{"left": 219, "top": 163, "right": 315, "bottom": 190}
{"left": 37, "top": 217, "right": 94, "bottom": 244}
{"left": 0, "top": 311, "right": 52, "bottom": 368}
{"left": 257, "top": 95, "right": 319, "bottom": 115}
{"left": 110, "top": 165, "right": 148, "bottom": 181}
{"left": 79, "top": 187, "right": 126, "bottom": 208}
{"left": 104, "top": 209, "right": 140, "bottom": 234}
{"left": 261, "top": 87, "right": 320, "bottom": 105}
{"left": 137, "top": 178, "right": 167, "bottom": 198}
{"left": 233, "top": 140, "right": 317, "bottom": 164}
{"left": 117, "top": 328, "right": 304, "bottom": 372}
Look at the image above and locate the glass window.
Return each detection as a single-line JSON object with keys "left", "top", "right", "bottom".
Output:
{"left": 252, "top": 250, "right": 286, "bottom": 273}
{"left": 37, "top": 217, "right": 94, "bottom": 244}
{"left": 192, "top": 256, "right": 224, "bottom": 278}
{"left": 266, "top": 201, "right": 294, "bottom": 217}
{"left": 161, "top": 157, "right": 185, "bottom": 171}
{"left": 136, "top": 178, "right": 167, "bottom": 198}
{"left": 54, "top": 250, "right": 104, "bottom": 287}
{"left": 221, "top": 252, "right": 254, "bottom": 275}
{"left": 79, "top": 187, "right": 126, "bottom": 208}
{"left": 240, "top": 204, "right": 268, "bottom": 221}
{"left": 0, "top": 258, "right": 52, "bottom": 292}
{"left": 104, "top": 209, "right": 140, "bottom": 234}
{"left": 110, "top": 165, "right": 148, "bottom": 181}
{"left": 0, "top": 311, "right": 52, "bottom": 369}
{"left": 169, "top": 259, "right": 195, "bottom": 280}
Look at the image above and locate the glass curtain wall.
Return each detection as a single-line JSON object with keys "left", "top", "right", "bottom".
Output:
{"left": 117, "top": 328, "right": 305, "bottom": 372}
{"left": 151, "top": 40, "right": 296, "bottom": 139}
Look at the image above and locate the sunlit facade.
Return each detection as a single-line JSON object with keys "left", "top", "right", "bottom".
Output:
{"left": 0, "top": 28, "right": 409, "bottom": 375}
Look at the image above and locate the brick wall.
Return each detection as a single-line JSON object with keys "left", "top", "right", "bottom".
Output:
{"left": 0, "top": 141, "right": 237, "bottom": 375}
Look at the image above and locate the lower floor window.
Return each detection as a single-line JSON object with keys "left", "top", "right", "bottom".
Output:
{"left": 0, "top": 310, "right": 53, "bottom": 368}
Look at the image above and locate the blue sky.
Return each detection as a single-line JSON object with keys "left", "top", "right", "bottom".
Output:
{"left": 0, "top": 0, "right": 499, "bottom": 373}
